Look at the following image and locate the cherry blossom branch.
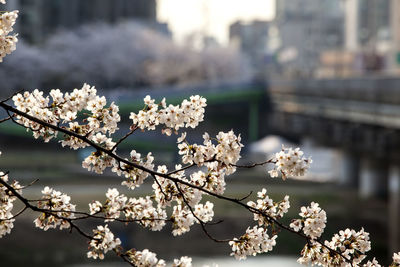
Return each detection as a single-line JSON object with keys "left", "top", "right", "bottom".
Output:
{"left": 0, "top": 175, "right": 140, "bottom": 266}
{"left": 0, "top": 4, "right": 396, "bottom": 262}
{"left": 0, "top": 100, "right": 357, "bottom": 265}
{"left": 1, "top": 180, "right": 171, "bottom": 225}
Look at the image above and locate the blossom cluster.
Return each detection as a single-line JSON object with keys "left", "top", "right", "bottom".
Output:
{"left": 87, "top": 224, "right": 121, "bottom": 260}
{"left": 361, "top": 253, "right": 400, "bottom": 267}
{"left": 12, "top": 84, "right": 122, "bottom": 176}
{"left": 173, "top": 130, "right": 243, "bottom": 203}
{"left": 129, "top": 95, "right": 206, "bottom": 135}
{"left": 12, "top": 84, "right": 120, "bottom": 146}
{"left": 229, "top": 226, "right": 277, "bottom": 260}
{"left": 0, "top": 1, "right": 18, "bottom": 62}
{"left": 89, "top": 188, "right": 167, "bottom": 231}
{"left": 126, "top": 249, "right": 166, "bottom": 267}
{"left": 268, "top": 146, "right": 312, "bottom": 179}
{"left": 290, "top": 202, "right": 327, "bottom": 239}
{"left": 170, "top": 202, "right": 213, "bottom": 236}
{"left": 34, "top": 186, "right": 76, "bottom": 231}
{"left": 178, "top": 131, "right": 243, "bottom": 174}
{"left": 247, "top": 188, "right": 290, "bottom": 226}
{"left": 172, "top": 256, "right": 193, "bottom": 267}
{"left": 325, "top": 228, "right": 371, "bottom": 265}
{"left": 82, "top": 149, "right": 115, "bottom": 174}
{"left": 393, "top": 252, "right": 400, "bottom": 266}
{"left": 126, "top": 248, "right": 193, "bottom": 267}
{"left": 297, "top": 228, "right": 372, "bottom": 266}
{"left": 148, "top": 164, "right": 216, "bottom": 235}
{"left": 113, "top": 150, "right": 155, "bottom": 189}
{"left": 0, "top": 167, "right": 22, "bottom": 238}
{"left": 124, "top": 196, "right": 167, "bottom": 231}
{"left": 190, "top": 166, "right": 226, "bottom": 195}
{"left": 364, "top": 258, "right": 382, "bottom": 267}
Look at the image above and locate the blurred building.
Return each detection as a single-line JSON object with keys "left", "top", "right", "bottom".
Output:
{"left": 345, "top": 0, "right": 390, "bottom": 50}
{"left": 272, "top": 0, "right": 344, "bottom": 77}
{"left": 229, "top": 20, "right": 270, "bottom": 74}
{"left": 5, "top": 0, "right": 159, "bottom": 43}
{"left": 343, "top": 0, "right": 390, "bottom": 74}
{"left": 359, "top": 0, "right": 390, "bottom": 47}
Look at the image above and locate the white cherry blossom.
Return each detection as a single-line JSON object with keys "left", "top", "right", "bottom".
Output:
{"left": 229, "top": 226, "right": 277, "bottom": 260}
{"left": 290, "top": 202, "right": 326, "bottom": 239}
{"left": 87, "top": 224, "right": 121, "bottom": 260}
{"left": 0, "top": 169, "right": 21, "bottom": 238}
{"left": 247, "top": 188, "right": 290, "bottom": 226}
{"left": 268, "top": 146, "right": 312, "bottom": 179}
{"left": 130, "top": 95, "right": 206, "bottom": 134}
{"left": 172, "top": 256, "right": 193, "bottom": 267}
{"left": 126, "top": 249, "right": 166, "bottom": 267}
{"left": 363, "top": 258, "right": 381, "bottom": 267}
{"left": 34, "top": 186, "right": 75, "bottom": 231}
{"left": 393, "top": 252, "right": 400, "bottom": 265}
{"left": 0, "top": 8, "right": 18, "bottom": 62}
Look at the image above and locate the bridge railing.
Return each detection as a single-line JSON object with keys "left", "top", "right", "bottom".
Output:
{"left": 269, "top": 77, "right": 400, "bottom": 104}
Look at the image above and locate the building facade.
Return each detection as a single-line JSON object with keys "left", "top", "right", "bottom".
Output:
{"left": 273, "top": 0, "right": 344, "bottom": 77}
{"left": 6, "top": 0, "right": 157, "bottom": 43}
{"left": 229, "top": 20, "right": 270, "bottom": 66}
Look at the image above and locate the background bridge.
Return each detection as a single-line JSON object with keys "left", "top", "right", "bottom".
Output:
{"left": 269, "top": 77, "right": 400, "bottom": 254}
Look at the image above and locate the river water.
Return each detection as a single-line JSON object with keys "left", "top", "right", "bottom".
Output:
{"left": 195, "top": 256, "right": 301, "bottom": 266}
{"left": 70, "top": 256, "right": 301, "bottom": 267}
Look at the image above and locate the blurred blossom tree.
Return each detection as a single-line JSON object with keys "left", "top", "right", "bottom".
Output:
{"left": 0, "top": 2, "right": 399, "bottom": 267}
{"left": 0, "top": 21, "right": 250, "bottom": 96}
{"left": 0, "top": 41, "right": 44, "bottom": 93}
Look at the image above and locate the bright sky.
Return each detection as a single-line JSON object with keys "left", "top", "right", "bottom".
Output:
{"left": 157, "top": 0, "right": 275, "bottom": 45}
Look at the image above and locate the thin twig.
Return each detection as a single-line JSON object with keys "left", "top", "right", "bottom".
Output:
{"left": 0, "top": 89, "right": 23, "bottom": 103}
{"left": 0, "top": 115, "right": 14, "bottom": 123}
{"left": 111, "top": 125, "right": 138, "bottom": 151}
{"left": 0, "top": 206, "right": 28, "bottom": 222}
{"left": 232, "top": 158, "right": 274, "bottom": 168}
{"left": 20, "top": 178, "right": 40, "bottom": 189}
{"left": 237, "top": 191, "right": 253, "bottom": 202}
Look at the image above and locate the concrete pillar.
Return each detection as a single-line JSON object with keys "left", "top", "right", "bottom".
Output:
{"left": 389, "top": 0, "right": 400, "bottom": 73}
{"left": 339, "top": 152, "right": 360, "bottom": 187}
{"left": 389, "top": 165, "right": 400, "bottom": 253}
{"left": 344, "top": 0, "right": 359, "bottom": 51}
{"left": 359, "top": 158, "right": 388, "bottom": 198}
